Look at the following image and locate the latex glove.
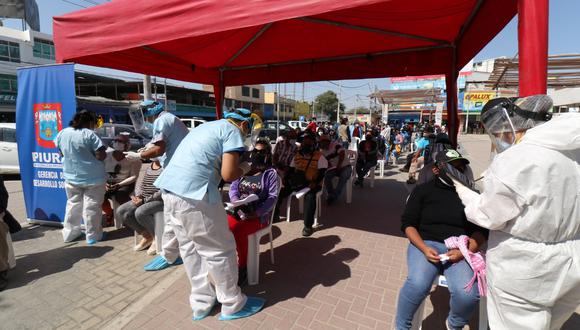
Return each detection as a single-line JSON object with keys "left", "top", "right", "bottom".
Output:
{"left": 124, "top": 151, "right": 142, "bottom": 160}
{"left": 451, "top": 177, "right": 480, "bottom": 205}
{"left": 239, "top": 161, "right": 252, "bottom": 175}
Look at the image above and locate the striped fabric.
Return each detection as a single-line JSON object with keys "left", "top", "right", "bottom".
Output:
{"left": 444, "top": 235, "right": 487, "bottom": 297}
{"left": 136, "top": 166, "right": 162, "bottom": 199}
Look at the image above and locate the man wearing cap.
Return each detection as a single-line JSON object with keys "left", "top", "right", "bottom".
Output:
{"left": 154, "top": 108, "right": 265, "bottom": 321}
{"left": 319, "top": 134, "right": 350, "bottom": 205}
{"left": 451, "top": 95, "right": 580, "bottom": 330}
{"left": 126, "top": 100, "right": 189, "bottom": 271}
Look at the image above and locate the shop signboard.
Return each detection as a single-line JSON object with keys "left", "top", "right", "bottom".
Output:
{"left": 463, "top": 92, "right": 495, "bottom": 112}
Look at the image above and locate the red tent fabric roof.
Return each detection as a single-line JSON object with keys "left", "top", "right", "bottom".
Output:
{"left": 53, "top": 0, "right": 517, "bottom": 86}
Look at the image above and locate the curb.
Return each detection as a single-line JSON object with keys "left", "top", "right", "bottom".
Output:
{"left": 102, "top": 267, "right": 184, "bottom": 330}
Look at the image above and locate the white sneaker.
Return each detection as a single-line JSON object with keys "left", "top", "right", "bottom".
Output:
{"left": 146, "top": 240, "right": 157, "bottom": 255}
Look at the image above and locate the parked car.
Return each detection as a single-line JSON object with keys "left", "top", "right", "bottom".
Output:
{"left": 180, "top": 118, "right": 207, "bottom": 130}
{"left": 259, "top": 120, "right": 292, "bottom": 142}
{"left": 288, "top": 120, "right": 308, "bottom": 131}
{"left": 0, "top": 123, "right": 19, "bottom": 174}
{"left": 95, "top": 124, "right": 151, "bottom": 151}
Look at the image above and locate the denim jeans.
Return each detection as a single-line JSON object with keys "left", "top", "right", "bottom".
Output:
{"left": 324, "top": 166, "right": 352, "bottom": 200}
{"left": 395, "top": 241, "right": 480, "bottom": 330}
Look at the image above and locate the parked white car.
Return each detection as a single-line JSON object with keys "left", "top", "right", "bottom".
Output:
{"left": 180, "top": 118, "right": 207, "bottom": 130}
{"left": 0, "top": 123, "right": 19, "bottom": 174}
{"left": 288, "top": 120, "right": 308, "bottom": 131}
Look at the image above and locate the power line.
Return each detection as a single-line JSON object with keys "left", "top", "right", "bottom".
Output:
{"left": 79, "top": 0, "right": 102, "bottom": 5}
{"left": 326, "top": 81, "right": 371, "bottom": 89}
{"left": 60, "top": 0, "right": 88, "bottom": 8}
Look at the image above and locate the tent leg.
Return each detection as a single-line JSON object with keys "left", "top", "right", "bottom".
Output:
{"left": 446, "top": 49, "right": 459, "bottom": 148}
{"left": 214, "top": 71, "right": 225, "bottom": 119}
{"left": 518, "top": 0, "right": 548, "bottom": 96}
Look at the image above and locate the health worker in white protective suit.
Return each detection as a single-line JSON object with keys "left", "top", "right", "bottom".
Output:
{"left": 125, "top": 100, "right": 189, "bottom": 271}
{"left": 451, "top": 95, "right": 580, "bottom": 330}
{"left": 154, "top": 108, "right": 265, "bottom": 321}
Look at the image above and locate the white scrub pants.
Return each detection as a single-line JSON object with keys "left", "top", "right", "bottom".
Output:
{"left": 162, "top": 192, "right": 247, "bottom": 317}
{"left": 486, "top": 232, "right": 580, "bottom": 330}
{"left": 62, "top": 183, "right": 106, "bottom": 242}
{"left": 159, "top": 218, "right": 180, "bottom": 263}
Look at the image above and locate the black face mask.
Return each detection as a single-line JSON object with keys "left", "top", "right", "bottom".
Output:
{"left": 301, "top": 144, "right": 314, "bottom": 154}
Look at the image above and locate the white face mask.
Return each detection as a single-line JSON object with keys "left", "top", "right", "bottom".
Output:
{"left": 113, "top": 142, "right": 126, "bottom": 151}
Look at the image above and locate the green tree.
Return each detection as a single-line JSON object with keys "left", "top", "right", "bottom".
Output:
{"left": 313, "top": 90, "right": 345, "bottom": 120}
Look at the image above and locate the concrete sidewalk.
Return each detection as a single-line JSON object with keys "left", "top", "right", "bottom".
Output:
{"left": 2, "top": 135, "right": 578, "bottom": 329}
{"left": 114, "top": 135, "right": 580, "bottom": 330}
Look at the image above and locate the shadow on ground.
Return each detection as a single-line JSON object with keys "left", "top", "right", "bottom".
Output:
{"left": 4, "top": 245, "right": 113, "bottom": 290}
{"left": 244, "top": 235, "right": 359, "bottom": 307}
{"left": 315, "top": 178, "right": 409, "bottom": 238}
{"left": 10, "top": 224, "right": 60, "bottom": 242}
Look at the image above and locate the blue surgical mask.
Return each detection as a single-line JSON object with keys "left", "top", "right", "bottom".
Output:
{"left": 495, "top": 140, "right": 512, "bottom": 153}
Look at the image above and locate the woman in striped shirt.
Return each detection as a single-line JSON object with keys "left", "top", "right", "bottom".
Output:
{"left": 116, "top": 159, "right": 163, "bottom": 253}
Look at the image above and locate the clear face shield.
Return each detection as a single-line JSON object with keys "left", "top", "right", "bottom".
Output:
{"left": 488, "top": 107, "right": 517, "bottom": 154}
{"left": 481, "top": 99, "right": 518, "bottom": 154}
{"left": 245, "top": 113, "right": 263, "bottom": 149}
{"left": 129, "top": 104, "right": 153, "bottom": 139}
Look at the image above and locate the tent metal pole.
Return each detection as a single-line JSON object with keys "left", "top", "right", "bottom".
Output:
{"left": 518, "top": 0, "right": 549, "bottom": 96}
{"left": 224, "top": 23, "right": 273, "bottom": 68}
{"left": 225, "top": 45, "right": 451, "bottom": 71}
{"left": 299, "top": 17, "right": 449, "bottom": 45}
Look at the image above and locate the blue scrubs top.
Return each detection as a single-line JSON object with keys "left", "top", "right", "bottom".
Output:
{"left": 151, "top": 111, "right": 189, "bottom": 168}
{"left": 154, "top": 119, "right": 245, "bottom": 204}
{"left": 55, "top": 127, "right": 105, "bottom": 186}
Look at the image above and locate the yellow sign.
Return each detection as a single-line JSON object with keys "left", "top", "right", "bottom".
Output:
{"left": 463, "top": 92, "right": 495, "bottom": 112}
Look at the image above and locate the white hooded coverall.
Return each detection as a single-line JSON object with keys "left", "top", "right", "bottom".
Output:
{"left": 454, "top": 113, "right": 580, "bottom": 330}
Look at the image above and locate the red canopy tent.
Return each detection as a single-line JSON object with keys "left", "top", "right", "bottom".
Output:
{"left": 53, "top": 0, "right": 548, "bottom": 145}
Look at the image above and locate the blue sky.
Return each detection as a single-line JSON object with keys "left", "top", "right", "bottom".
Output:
{"left": 4, "top": 0, "right": 580, "bottom": 108}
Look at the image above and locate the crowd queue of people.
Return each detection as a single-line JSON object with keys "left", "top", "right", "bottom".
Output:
{"left": 1, "top": 93, "right": 578, "bottom": 329}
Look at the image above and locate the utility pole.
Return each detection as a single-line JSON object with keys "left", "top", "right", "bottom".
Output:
{"left": 302, "top": 82, "right": 305, "bottom": 102}
{"left": 276, "top": 84, "right": 280, "bottom": 140}
{"left": 143, "top": 75, "right": 152, "bottom": 100}
{"left": 336, "top": 81, "right": 342, "bottom": 123}
{"left": 283, "top": 83, "right": 287, "bottom": 121}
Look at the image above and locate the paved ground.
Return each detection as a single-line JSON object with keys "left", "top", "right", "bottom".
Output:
{"left": 2, "top": 135, "right": 579, "bottom": 329}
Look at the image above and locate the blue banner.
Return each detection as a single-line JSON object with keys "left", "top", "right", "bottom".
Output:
{"left": 16, "top": 64, "right": 76, "bottom": 225}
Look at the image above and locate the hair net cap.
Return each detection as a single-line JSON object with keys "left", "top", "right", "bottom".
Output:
{"left": 481, "top": 95, "right": 553, "bottom": 133}
{"left": 140, "top": 100, "right": 165, "bottom": 117}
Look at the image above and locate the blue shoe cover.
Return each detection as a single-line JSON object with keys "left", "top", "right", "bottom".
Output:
{"left": 192, "top": 301, "right": 217, "bottom": 321}
{"left": 219, "top": 297, "right": 266, "bottom": 321}
{"left": 172, "top": 257, "right": 183, "bottom": 266}
{"left": 87, "top": 239, "right": 97, "bottom": 246}
{"left": 143, "top": 255, "right": 170, "bottom": 271}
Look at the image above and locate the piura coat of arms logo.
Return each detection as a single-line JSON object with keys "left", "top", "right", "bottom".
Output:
{"left": 34, "top": 103, "right": 62, "bottom": 148}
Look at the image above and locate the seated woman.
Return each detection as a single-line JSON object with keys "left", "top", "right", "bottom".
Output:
{"left": 395, "top": 149, "right": 488, "bottom": 330}
{"left": 227, "top": 140, "right": 279, "bottom": 285}
{"left": 116, "top": 159, "right": 163, "bottom": 253}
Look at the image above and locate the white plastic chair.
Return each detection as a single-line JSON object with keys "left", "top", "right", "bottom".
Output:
{"left": 6, "top": 232, "right": 15, "bottom": 269}
{"left": 345, "top": 150, "right": 357, "bottom": 203}
{"left": 377, "top": 159, "right": 385, "bottom": 178}
{"left": 133, "top": 210, "right": 164, "bottom": 254}
{"left": 247, "top": 176, "right": 282, "bottom": 285}
{"left": 411, "top": 275, "right": 488, "bottom": 330}
{"left": 111, "top": 197, "right": 123, "bottom": 229}
{"left": 286, "top": 187, "right": 323, "bottom": 228}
